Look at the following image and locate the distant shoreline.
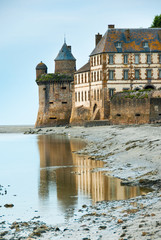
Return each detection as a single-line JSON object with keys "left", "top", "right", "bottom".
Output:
{"left": 0, "top": 125, "right": 34, "bottom": 133}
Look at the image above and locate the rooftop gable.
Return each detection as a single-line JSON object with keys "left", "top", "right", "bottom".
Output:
{"left": 90, "top": 28, "right": 161, "bottom": 56}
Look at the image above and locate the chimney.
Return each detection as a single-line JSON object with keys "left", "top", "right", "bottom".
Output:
{"left": 158, "top": 30, "right": 161, "bottom": 41}
{"left": 95, "top": 33, "right": 102, "bottom": 46}
{"left": 108, "top": 24, "right": 115, "bottom": 29}
{"left": 67, "top": 46, "right": 71, "bottom": 52}
{"left": 125, "top": 29, "right": 130, "bottom": 41}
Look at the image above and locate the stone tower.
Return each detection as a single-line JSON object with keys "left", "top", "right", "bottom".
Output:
{"left": 35, "top": 42, "right": 76, "bottom": 127}
{"left": 36, "top": 61, "right": 47, "bottom": 78}
{"left": 55, "top": 42, "right": 76, "bottom": 75}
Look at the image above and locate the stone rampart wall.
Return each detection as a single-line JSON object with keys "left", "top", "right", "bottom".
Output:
{"left": 110, "top": 98, "right": 150, "bottom": 124}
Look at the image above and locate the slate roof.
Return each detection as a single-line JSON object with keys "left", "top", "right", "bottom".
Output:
{"left": 90, "top": 28, "right": 161, "bottom": 56}
{"left": 76, "top": 61, "right": 90, "bottom": 73}
{"left": 36, "top": 61, "right": 47, "bottom": 70}
{"left": 55, "top": 42, "right": 76, "bottom": 61}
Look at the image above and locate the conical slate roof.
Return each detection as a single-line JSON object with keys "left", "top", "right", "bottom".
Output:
{"left": 36, "top": 61, "right": 47, "bottom": 70}
{"left": 55, "top": 42, "right": 76, "bottom": 61}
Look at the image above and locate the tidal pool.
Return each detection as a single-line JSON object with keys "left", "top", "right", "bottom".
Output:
{"left": 0, "top": 133, "right": 150, "bottom": 225}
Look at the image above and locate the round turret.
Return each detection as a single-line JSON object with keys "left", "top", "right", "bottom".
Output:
{"left": 36, "top": 61, "right": 47, "bottom": 79}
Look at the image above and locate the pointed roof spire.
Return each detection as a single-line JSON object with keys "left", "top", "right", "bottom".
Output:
{"left": 55, "top": 42, "right": 76, "bottom": 61}
{"left": 64, "top": 33, "right": 66, "bottom": 44}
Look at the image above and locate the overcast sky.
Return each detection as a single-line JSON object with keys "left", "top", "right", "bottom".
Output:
{"left": 0, "top": 0, "right": 160, "bottom": 125}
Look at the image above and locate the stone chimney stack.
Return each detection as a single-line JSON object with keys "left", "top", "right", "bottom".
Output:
{"left": 125, "top": 29, "right": 130, "bottom": 41}
{"left": 95, "top": 33, "right": 102, "bottom": 47}
{"left": 67, "top": 46, "right": 71, "bottom": 52}
{"left": 108, "top": 24, "right": 115, "bottom": 29}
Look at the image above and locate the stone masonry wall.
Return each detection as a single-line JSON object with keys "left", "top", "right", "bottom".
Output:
{"left": 150, "top": 98, "right": 161, "bottom": 123}
{"left": 35, "top": 81, "right": 73, "bottom": 127}
{"left": 55, "top": 60, "right": 76, "bottom": 75}
{"left": 110, "top": 98, "right": 150, "bottom": 125}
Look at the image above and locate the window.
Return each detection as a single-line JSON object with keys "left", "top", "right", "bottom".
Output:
{"left": 109, "top": 88, "right": 115, "bottom": 98}
{"left": 85, "top": 91, "right": 87, "bottom": 101}
{"left": 61, "top": 86, "right": 66, "bottom": 89}
{"left": 85, "top": 73, "right": 87, "bottom": 83}
{"left": 124, "top": 70, "right": 129, "bottom": 80}
{"left": 135, "top": 55, "right": 139, "bottom": 64}
{"left": 88, "top": 73, "right": 90, "bottom": 82}
{"left": 97, "top": 89, "right": 99, "bottom": 101}
{"left": 109, "top": 55, "right": 113, "bottom": 64}
{"left": 81, "top": 74, "right": 83, "bottom": 83}
{"left": 91, "top": 57, "right": 93, "bottom": 67}
{"left": 100, "top": 55, "right": 102, "bottom": 65}
{"left": 78, "top": 75, "right": 80, "bottom": 84}
{"left": 78, "top": 92, "right": 80, "bottom": 102}
{"left": 116, "top": 42, "right": 122, "bottom": 48}
{"left": 62, "top": 102, "right": 67, "bottom": 104}
{"left": 97, "top": 71, "right": 99, "bottom": 81}
{"left": 94, "top": 56, "right": 96, "bottom": 66}
{"left": 147, "top": 54, "right": 151, "bottom": 64}
{"left": 88, "top": 91, "right": 90, "bottom": 100}
{"left": 147, "top": 69, "right": 152, "bottom": 79}
{"left": 94, "top": 72, "right": 96, "bottom": 81}
{"left": 135, "top": 70, "right": 140, "bottom": 79}
{"left": 75, "top": 92, "right": 77, "bottom": 102}
{"left": 100, "top": 70, "right": 102, "bottom": 81}
{"left": 94, "top": 90, "right": 96, "bottom": 100}
{"left": 124, "top": 55, "right": 128, "bottom": 64}
{"left": 109, "top": 70, "right": 114, "bottom": 80}
{"left": 159, "top": 55, "right": 161, "bottom": 63}
{"left": 81, "top": 92, "right": 83, "bottom": 101}
{"left": 97, "top": 55, "right": 99, "bottom": 65}
{"left": 159, "top": 70, "right": 161, "bottom": 79}
{"left": 91, "top": 72, "right": 93, "bottom": 82}
{"left": 143, "top": 42, "right": 148, "bottom": 48}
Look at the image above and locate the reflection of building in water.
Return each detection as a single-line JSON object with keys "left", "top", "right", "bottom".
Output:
{"left": 38, "top": 135, "right": 148, "bottom": 208}
{"left": 72, "top": 154, "right": 147, "bottom": 202}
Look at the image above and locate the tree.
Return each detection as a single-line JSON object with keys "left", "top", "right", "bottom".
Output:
{"left": 151, "top": 14, "right": 161, "bottom": 28}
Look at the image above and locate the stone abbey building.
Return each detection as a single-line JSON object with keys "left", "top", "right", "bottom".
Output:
{"left": 35, "top": 25, "right": 161, "bottom": 126}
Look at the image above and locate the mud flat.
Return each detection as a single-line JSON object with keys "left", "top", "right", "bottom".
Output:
{"left": 1, "top": 124, "right": 161, "bottom": 239}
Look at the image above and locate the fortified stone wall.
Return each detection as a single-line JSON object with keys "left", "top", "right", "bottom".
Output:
{"left": 35, "top": 75, "right": 73, "bottom": 127}
{"left": 110, "top": 98, "right": 150, "bottom": 125}
{"left": 150, "top": 98, "right": 161, "bottom": 123}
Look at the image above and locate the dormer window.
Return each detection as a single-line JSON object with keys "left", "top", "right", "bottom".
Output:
{"left": 143, "top": 42, "right": 149, "bottom": 48}
{"left": 116, "top": 42, "right": 122, "bottom": 48}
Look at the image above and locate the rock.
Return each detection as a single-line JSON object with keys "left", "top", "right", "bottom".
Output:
{"left": 120, "top": 233, "right": 126, "bottom": 237}
{"left": 82, "top": 204, "right": 87, "bottom": 208}
{"left": 122, "top": 226, "right": 127, "bottom": 229}
{"left": 55, "top": 227, "right": 60, "bottom": 231}
{"left": 0, "top": 231, "right": 8, "bottom": 237}
{"left": 142, "top": 232, "right": 147, "bottom": 236}
{"left": 139, "top": 224, "right": 143, "bottom": 228}
{"left": 98, "top": 226, "right": 107, "bottom": 230}
{"left": 4, "top": 204, "right": 14, "bottom": 208}
{"left": 118, "top": 219, "right": 123, "bottom": 224}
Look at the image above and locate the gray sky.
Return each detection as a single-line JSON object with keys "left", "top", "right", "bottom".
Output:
{"left": 0, "top": 0, "right": 160, "bottom": 125}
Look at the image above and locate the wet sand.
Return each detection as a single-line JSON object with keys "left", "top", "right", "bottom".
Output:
{"left": 1, "top": 124, "right": 161, "bottom": 239}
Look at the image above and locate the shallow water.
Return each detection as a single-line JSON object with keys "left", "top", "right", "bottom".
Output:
{"left": 0, "top": 134, "right": 150, "bottom": 225}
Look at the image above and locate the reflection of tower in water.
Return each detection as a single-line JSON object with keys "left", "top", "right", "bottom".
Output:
{"left": 38, "top": 135, "right": 149, "bottom": 209}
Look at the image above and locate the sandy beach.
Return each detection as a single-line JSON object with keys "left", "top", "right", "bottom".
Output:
{"left": 1, "top": 124, "right": 161, "bottom": 239}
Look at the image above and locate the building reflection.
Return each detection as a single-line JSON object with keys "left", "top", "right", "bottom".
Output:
{"left": 37, "top": 135, "right": 149, "bottom": 210}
